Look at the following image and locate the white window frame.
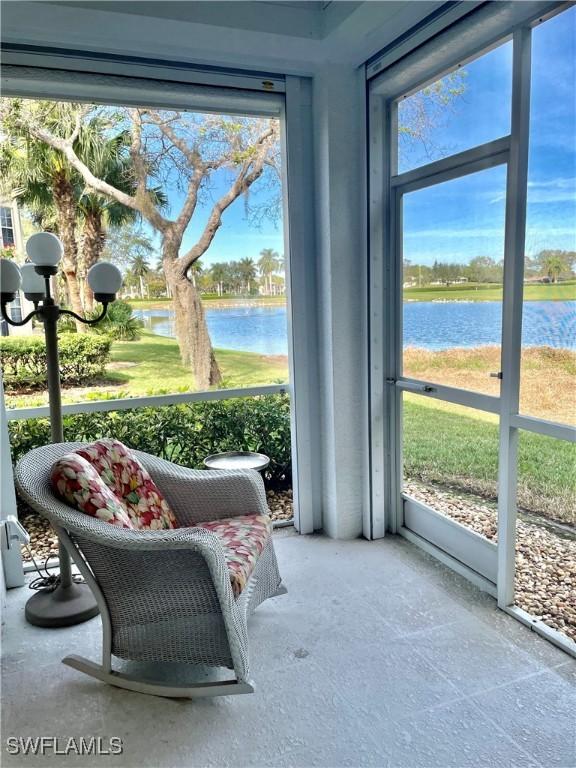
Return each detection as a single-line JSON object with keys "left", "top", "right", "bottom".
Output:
{"left": 0, "top": 206, "right": 16, "bottom": 248}
{"left": 2, "top": 62, "right": 320, "bottom": 537}
{"left": 368, "top": 1, "right": 576, "bottom": 656}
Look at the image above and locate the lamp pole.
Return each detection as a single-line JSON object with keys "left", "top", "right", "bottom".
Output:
{"left": 1, "top": 233, "right": 122, "bottom": 627}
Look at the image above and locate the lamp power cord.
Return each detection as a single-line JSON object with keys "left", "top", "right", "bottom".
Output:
{"left": 25, "top": 545, "right": 84, "bottom": 592}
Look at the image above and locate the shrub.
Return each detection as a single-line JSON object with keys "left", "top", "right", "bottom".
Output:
{"left": 8, "top": 394, "right": 292, "bottom": 489}
{"left": 0, "top": 334, "right": 111, "bottom": 391}
{"left": 58, "top": 301, "right": 143, "bottom": 341}
{"left": 89, "top": 300, "right": 143, "bottom": 341}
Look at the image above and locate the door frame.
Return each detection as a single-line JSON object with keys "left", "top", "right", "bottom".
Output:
{"left": 367, "top": 0, "right": 576, "bottom": 654}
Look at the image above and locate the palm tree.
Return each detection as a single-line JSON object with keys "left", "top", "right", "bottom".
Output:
{"left": 154, "top": 255, "right": 171, "bottom": 298}
{"left": 76, "top": 128, "right": 136, "bottom": 310}
{"left": 130, "top": 253, "right": 151, "bottom": 298}
{"left": 0, "top": 103, "right": 85, "bottom": 323}
{"left": 77, "top": 121, "right": 167, "bottom": 309}
{"left": 209, "top": 263, "right": 228, "bottom": 296}
{"left": 238, "top": 257, "right": 257, "bottom": 294}
{"left": 188, "top": 260, "right": 204, "bottom": 290}
{"left": 0, "top": 106, "right": 163, "bottom": 316}
{"left": 258, "top": 248, "right": 279, "bottom": 295}
{"left": 541, "top": 253, "right": 566, "bottom": 284}
{"left": 3, "top": 101, "right": 281, "bottom": 388}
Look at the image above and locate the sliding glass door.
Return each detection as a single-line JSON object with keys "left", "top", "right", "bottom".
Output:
{"left": 369, "top": 2, "right": 575, "bottom": 651}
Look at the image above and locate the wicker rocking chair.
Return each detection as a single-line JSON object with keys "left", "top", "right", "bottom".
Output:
{"left": 15, "top": 442, "right": 287, "bottom": 698}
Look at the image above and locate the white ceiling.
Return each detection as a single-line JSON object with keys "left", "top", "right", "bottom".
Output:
{"left": 1, "top": 0, "right": 446, "bottom": 74}
{"left": 42, "top": 0, "right": 356, "bottom": 39}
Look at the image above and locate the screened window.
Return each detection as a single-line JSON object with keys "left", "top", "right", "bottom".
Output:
{"left": 397, "top": 41, "right": 513, "bottom": 174}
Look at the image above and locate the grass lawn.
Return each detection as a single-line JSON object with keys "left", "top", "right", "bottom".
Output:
{"left": 4, "top": 332, "right": 288, "bottom": 408}
{"left": 403, "top": 280, "right": 576, "bottom": 302}
{"left": 404, "top": 346, "right": 576, "bottom": 425}
{"left": 108, "top": 332, "right": 287, "bottom": 392}
{"left": 404, "top": 393, "right": 576, "bottom": 525}
{"left": 128, "top": 282, "right": 576, "bottom": 308}
{"left": 129, "top": 295, "right": 286, "bottom": 310}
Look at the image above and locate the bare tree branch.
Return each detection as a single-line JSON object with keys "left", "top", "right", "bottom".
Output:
{"left": 179, "top": 125, "right": 276, "bottom": 273}
{"left": 146, "top": 111, "right": 201, "bottom": 167}
{"left": 174, "top": 166, "right": 205, "bottom": 238}
{"left": 19, "top": 112, "right": 171, "bottom": 234}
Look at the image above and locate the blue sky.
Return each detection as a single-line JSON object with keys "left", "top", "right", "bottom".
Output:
{"left": 400, "top": 7, "right": 575, "bottom": 266}
{"left": 141, "top": 7, "right": 574, "bottom": 271}
{"left": 158, "top": 165, "right": 284, "bottom": 268}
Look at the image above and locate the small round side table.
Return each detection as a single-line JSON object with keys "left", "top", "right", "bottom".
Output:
{"left": 203, "top": 451, "right": 270, "bottom": 473}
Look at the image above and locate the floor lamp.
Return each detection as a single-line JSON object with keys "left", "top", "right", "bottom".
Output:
{"left": 1, "top": 232, "right": 122, "bottom": 627}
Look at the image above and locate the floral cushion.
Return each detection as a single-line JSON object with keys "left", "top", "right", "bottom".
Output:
{"left": 73, "top": 439, "right": 178, "bottom": 531}
{"left": 196, "top": 513, "right": 272, "bottom": 597}
{"left": 51, "top": 439, "right": 178, "bottom": 531}
{"left": 50, "top": 454, "right": 134, "bottom": 528}
{"left": 51, "top": 440, "right": 269, "bottom": 595}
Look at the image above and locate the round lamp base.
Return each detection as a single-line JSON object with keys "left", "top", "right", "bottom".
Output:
{"left": 25, "top": 582, "right": 99, "bottom": 628}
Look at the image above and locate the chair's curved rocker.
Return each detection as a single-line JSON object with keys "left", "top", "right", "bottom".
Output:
{"left": 15, "top": 443, "right": 287, "bottom": 698}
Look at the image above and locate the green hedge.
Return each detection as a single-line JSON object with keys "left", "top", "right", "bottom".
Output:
{"left": 0, "top": 334, "right": 111, "bottom": 391}
{"left": 8, "top": 394, "right": 291, "bottom": 488}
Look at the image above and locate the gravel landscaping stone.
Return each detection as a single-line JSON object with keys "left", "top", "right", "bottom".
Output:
{"left": 266, "top": 488, "right": 294, "bottom": 522}
{"left": 405, "top": 480, "right": 576, "bottom": 643}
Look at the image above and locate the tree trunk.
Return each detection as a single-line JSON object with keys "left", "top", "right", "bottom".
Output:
{"left": 53, "top": 174, "right": 85, "bottom": 331}
{"left": 80, "top": 211, "right": 104, "bottom": 312}
{"left": 164, "top": 253, "right": 222, "bottom": 390}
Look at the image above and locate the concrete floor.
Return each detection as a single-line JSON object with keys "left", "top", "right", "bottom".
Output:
{"left": 2, "top": 532, "right": 575, "bottom": 768}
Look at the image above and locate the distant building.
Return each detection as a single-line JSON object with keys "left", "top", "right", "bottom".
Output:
{"left": 1, "top": 200, "right": 34, "bottom": 337}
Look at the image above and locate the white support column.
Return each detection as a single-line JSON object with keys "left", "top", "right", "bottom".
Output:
{"left": 312, "top": 64, "right": 369, "bottom": 539}
{"left": 283, "top": 76, "right": 323, "bottom": 534}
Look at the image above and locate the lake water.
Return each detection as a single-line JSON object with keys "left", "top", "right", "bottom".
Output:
{"left": 135, "top": 305, "right": 289, "bottom": 356}
{"left": 135, "top": 300, "right": 576, "bottom": 354}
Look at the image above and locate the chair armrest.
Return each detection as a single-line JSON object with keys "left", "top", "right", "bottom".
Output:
{"left": 60, "top": 520, "right": 237, "bottom": 607}
{"left": 73, "top": 521, "right": 227, "bottom": 553}
{"left": 58, "top": 519, "right": 248, "bottom": 675}
{"left": 134, "top": 452, "right": 270, "bottom": 526}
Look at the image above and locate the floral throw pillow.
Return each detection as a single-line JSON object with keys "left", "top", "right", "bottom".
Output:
{"left": 74, "top": 439, "right": 178, "bottom": 531}
{"left": 51, "top": 454, "right": 134, "bottom": 528}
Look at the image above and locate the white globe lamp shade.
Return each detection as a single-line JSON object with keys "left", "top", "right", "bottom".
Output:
{"left": 87, "top": 262, "right": 122, "bottom": 302}
{"left": 0, "top": 259, "right": 22, "bottom": 298}
{"left": 26, "top": 232, "right": 63, "bottom": 268}
{"left": 20, "top": 263, "right": 46, "bottom": 300}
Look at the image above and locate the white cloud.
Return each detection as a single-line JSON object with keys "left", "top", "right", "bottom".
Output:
{"left": 490, "top": 177, "right": 576, "bottom": 205}
{"left": 405, "top": 225, "right": 575, "bottom": 242}
{"left": 404, "top": 228, "right": 504, "bottom": 238}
